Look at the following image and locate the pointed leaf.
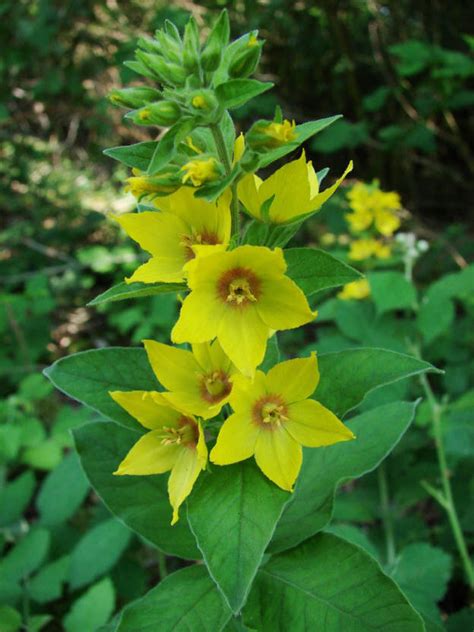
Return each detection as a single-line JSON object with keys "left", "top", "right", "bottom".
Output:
{"left": 187, "top": 461, "right": 289, "bottom": 613}
{"left": 88, "top": 281, "right": 185, "bottom": 307}
{"left": 285, "top": 247, "right": 362, "bottom": 296}
{"left": 244, "top": 533, "right": 424, "bottom": 631}
{"left": 44, "top": 348, "right": 159, "bottom": 430}
{"left": 118, "top": 565, "right": 232, "bottom": 631}
{"left": 104, "top": 141, "right": 157, "bottom": 170}
{"left": 216, "top": 79, "right": 273, "bottom": 109}
{"left": 269, "top": 401, "right": 418, "bottom": 553}
{"left": 73, "top": 421, "right": 200, "bottom": 560}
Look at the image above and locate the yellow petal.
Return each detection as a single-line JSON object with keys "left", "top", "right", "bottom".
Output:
{"left": 114, "top": 211, "right": 187, "bottom": 258}
{"left": 237, "top": 174, "right": 262, "bottom": 220}
{"left": 168, "top": 425, "right": 207, "bottom": 525}
{"left": 233, "top": 245, "right": 287, "bottom": 277}
{"left": 266, "top": 354, "right": 319, "bottom": 403}
{"left": 109, "top": 390, "right": 180, "bottom": 430}
{"left": 192, "top": 339, "right": 233, "bottom": 375}
{"left": 160, "top": 391, "right": 222, "bottom": 419}
{"left": 374, "top": 208, "right": 401, "bottom": 236}
{"left": 114, "top": 430, "right": 180, "bottom": 475}
{"left": 229, "top": 371, "right": 267, "bottom": 413}
{"left": 285, "top": 399, "right": 355, "bottom": 447}
{"left": 217, "top": 306, "right": 269, "bottom": 377}
{"left": 310, "top": 161, "right": 353, "bottom": 211}
{"left": 210, "top": 412, "right": 260, "bottom": 465}
{"left": 143, "top": 340, "right": 199, "bottom": 392}
{"left": 171, "top": 287, "right": 225, "bottom": 344}
{"left": 259, "top": 151, "right": 313, "bottom": 221}
{"left": 233, "top": 132, "right": 245, "bottom": 163}
{"left": 254, "top": 428, "right": 302, "bottom": 491}
{"left": 257, "top": 276, "right": 315, "bottom": 330}
{"left": 125, "top": 257, "right": 185, "bottom": 284}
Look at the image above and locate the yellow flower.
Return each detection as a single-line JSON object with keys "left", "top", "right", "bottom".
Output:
{"left": 171, "top": 246, "right": 315, "bottom": 376}
{"left": 114, "top": 187, "right": 231, "bottom": 284}
{"left": 338, "top": 278, "right": 370, "bottom": 300}
{"left": 373, "top": 241, "right": 391, "bottom": 259}
{"left": 346, "top": 182, "right": 401, "bottom": 236}
{"left": 348, "top": 238, "right": 378, "bottom": 261}
{"left": 181, "top": 157, "right": 220, "bottom": 187}
{"left": 110, "top": 390, "right": 207, "bottom": 525}
{"left": 238, "top": 152, "right": 352, "bottom": 224}
{"left": 143, "top": 339, "right": 237, "bottom": 419}
{"left": 210, "top": 354, "right": 354, "bottom": 491}
{"left": 191, "top": 95, "right": 206, "bottom": 109}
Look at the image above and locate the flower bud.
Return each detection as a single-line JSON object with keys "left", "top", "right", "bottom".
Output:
{"left": 133, "top": 101, "right": 181, "bottom": 126}
{"left": 125, "top": 172, "right": 181, "bottom": 199}
{"left": 108, "top": 87, "right": 162, "bottom": 109}
{"left": 201, "top": 10, "right": 230, "bottom": 71}
{"left": 246, "top": 119, "right": 297, "bottom": 151}
{"left": 181, "top": 157, "right": 223, "bottom": 187}
{"left": 229, "top": 36, "right": 262, "bottom": 78}
{"left": 135, "top": 51, "right": 187, "bottom": 86}
{"left": 188, "top": 90, "right": 219, "bottom": 113}
{"left": 182, "top": 17, "right": 200, "bottom": 71}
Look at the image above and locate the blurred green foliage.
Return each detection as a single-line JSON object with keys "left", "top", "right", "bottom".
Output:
{"left": 1, "top": 1, "right": 473, "bottom": 630}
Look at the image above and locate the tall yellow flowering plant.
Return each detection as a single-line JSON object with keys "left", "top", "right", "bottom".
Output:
{"left": 45, "top": 10, "right": 438, "bottom": 629}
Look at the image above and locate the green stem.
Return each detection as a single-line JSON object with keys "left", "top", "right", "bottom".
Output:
{"left": 418, "top": 371, "right": 474, "bottom": 589}
{"left": 210, "top": 122, "right": 240, "bottom": 240}
{"left": 377, "top": 462, "right": 396, "bottom": 567}
{"left": 157, "top": 550, "right": 168, "bottom": 580}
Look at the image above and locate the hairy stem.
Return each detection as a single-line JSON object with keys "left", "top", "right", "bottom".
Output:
{"left": 210, "top": 122, "right": 240, "bottom": 240}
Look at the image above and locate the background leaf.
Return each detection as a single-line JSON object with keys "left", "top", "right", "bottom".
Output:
{"left": 63, "top": 577, "right": 115, "bottom": 632}
{"left": 88, "top": 281, "right": 185, "bottom": 307}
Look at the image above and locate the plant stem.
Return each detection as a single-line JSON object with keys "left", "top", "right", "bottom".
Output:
{"left": 210, "top": 122, "right": 240, "bottom": 239}
{"left": 377, "top": 462, "right": 396, "bottom": 567}
{"left": 418, "top": 371, "right": 474, "bottom": 589}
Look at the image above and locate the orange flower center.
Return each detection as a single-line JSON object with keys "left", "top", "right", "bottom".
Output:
{"left": 159, "top": 416, "right": 198, "bottom": 447}
{"left": 217, "top": 267, "right": 261, "bottom": 307}
{"left": 200, "top": 370, "right": 232, "bottom": 404}
{"left": 252, "top": 395, "right": 288, "bottom": 429}
{"left": 181, "top": 231, "right": 220, "bottom": 260}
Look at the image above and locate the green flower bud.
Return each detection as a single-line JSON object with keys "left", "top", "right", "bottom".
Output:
{"left": 188, "top": 90, "right": 219, "bottom": 113}
{"left": 240, "top": 150, "right": 260, "bottom": 173}
{"left": 132, "top": 101, "right": 181, "bottom": 126}
{"left": 137, "top": 37, "right": 162, "bottom": 55}
{"left": 108, "top": 87, "right": 162, "bottom": 109}
{"left": 246, "top": 118, "right": 297, "bottom": 151}
{"left": 155, "top": 30, "right": 182, "bottom": 64}
{"left": 183, "top": 17, "right": 200, "bottom": 71}
{"left": 136, "top": 51, "right": 187, "bottom": 86}
{"left": 201, "top": 10, "right": 230, "bottom": 71}
{"left": 228, "top": 35, "right": 262, "bottom": 78}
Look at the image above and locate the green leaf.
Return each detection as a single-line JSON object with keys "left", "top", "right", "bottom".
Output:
{"left": 73, "top": 421, "right": 200, "bottom": 560}
{"left": 187, "top": 461, "right": 289, "bottom": 613}
{"left": 194, "top": 164, "right": 241, "bottom": 202}
{"left": 244, "top": 533, "right": 424, "bottom": 631}
{"left": 117, "top": 565, "right": 232, "bottom": 632}
{"left": 311, "top": 119, "right": 369, "bottom": 153}
{"left": 29, "top": 555, "right": 70, "bottom": 604}
{"left": 269, "top": 401, "right": 417, "bottom": 553}
{"left": 69, "top": 518, "right": 131, "bottom": 590}
{"left": 147, "top": 120, "right": 195, "bottom": 175}
{"left": 315, "top": 347, "right": 440, "bottom": 418}
{"left": 258, "top": 115, "right": 342, "bottom": 168}
{"left": 28, "top": 615, "right": 52, "bottom": 632}
{"left": 0, "top": 606, "right": 21, "bottom": 632}
{"left": 391, "top": 543, "right": 452, "bottom": 625}
{"left": 37, "top": 452, "right": 89, "bottom": 526}
{"left": 88, "top": 281, "right": 185, "bottom": 307}
{"left": 285, "top": 247, "right": 362, "bottom": 296}
{"left": 0, "top": 528, "right": 50, "bottom": 582}
{"left": 21, "top": 439, "right": 63, "bottom": 471}
{"left": 104, "top": 141, "right": 157, "bottom": 170}
{"left": 216, "top": 79, "right": 273, "bottom": 109}
{"left": 63, "top": 577, "right": 115, "bottom": 632}
{"left": 260, "top": 334, "right": 280, "bottom": 372}
{"left": 0, "top": 471, "right": 35, "bottom": 527}
{"left": 368, "top": 271, "right": 417, "bottom": 315}
{"left": 44, "top": 348, "right": 159, "bottom": 430}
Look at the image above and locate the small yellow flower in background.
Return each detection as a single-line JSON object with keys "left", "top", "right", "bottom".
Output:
{"left": 338, "top": 278, "right": 371, "bottom": 300}
{"left": 346, "top": 182, "right": 401, "bottom": 236}
{"left": 110, "top": 390, "right": 207, "bottom": 525}
{"left": 238, "top": 152, "right": 352, "bottom": 224}
{"left": 114, "top": 187, "right": 231, "bottom": 284}
{"left": 181, "top": 157, "right": 220, "bottom": 187}
{"left": 349, "top": 238, "right": 391, "bottom": 261}
{"left": 171, "top": 245, "right": 315, "bottom": 376}
{"left": 210, "top": 354, "right": 354, "bottom": 491}
{"left": 143, "top": 339, "right": 237, "bottom": 419}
